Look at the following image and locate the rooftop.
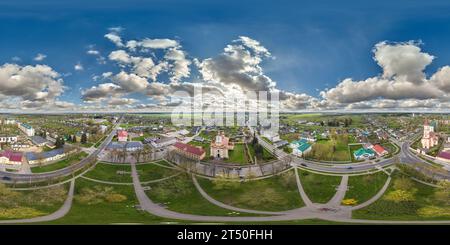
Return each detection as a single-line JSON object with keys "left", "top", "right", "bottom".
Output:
{"left": 174, "top": 141, "right": 205, "bottom": 156}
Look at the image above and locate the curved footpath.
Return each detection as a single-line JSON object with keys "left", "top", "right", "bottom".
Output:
{"left": 2, "top": 163, "right": 449, "bottom": 224}
{"left": 350, "top": 177, "right": 391, "bottom": 210}
{"left": 326, "top": 175, "right": 349, "bottom": 207}
{"left": 0, "top": 180, "right": 74, "bottom": 224}
{"left": 191, "top": 175, "right": 285, "bottom": 215}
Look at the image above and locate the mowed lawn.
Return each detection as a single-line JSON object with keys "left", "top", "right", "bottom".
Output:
{"left": 45, "top": 179, "right": 166, "bottom": 224}
{"left": 83, "top": 162, "right": 132, "bottom": 183}
{"left": 352, "top": 173, "right": 450, "bottom": 221}
{"left": 135, "top": 163, "right": 180, "bottom": 182}
{"left": 31, "top": 151, "right": 88, "bottom": 173}
{"left": 343, "top": 171, "right": 389, "bottom": 205}
{"left": 146, "top": 174, "right": 252, "bottom": 216}
{"left": 197, "top": 170, "right": 304, "bottom": 211}
{"left": 224, "top": 143, "right": 247, "bottom": 164}
{"left": 299, "top": 170, "right": 342, "bottom": 203}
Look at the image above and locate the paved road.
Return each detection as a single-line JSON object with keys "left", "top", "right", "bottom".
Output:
{"left": 0, "top": 115, "right": 123, "bottom": 183}
{"left": 0, "top": 180, "right": 74, "bottom": 224}
{"left": 255, "top": 127, "right": 450, "bottom": 179}
{"left": 254, "top": 130, "right": 397, "bottom": 174}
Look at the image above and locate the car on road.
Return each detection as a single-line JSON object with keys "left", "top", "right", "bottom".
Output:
{"left": 347, "top": 166, "right": 353, "bottom": 169}
{"left": 2, "top": 176, "right": 11, "bottom": 181}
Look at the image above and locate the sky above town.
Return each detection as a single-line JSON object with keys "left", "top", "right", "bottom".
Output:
{"left": 2, "top": 0, "right": 450, "bottom": 112}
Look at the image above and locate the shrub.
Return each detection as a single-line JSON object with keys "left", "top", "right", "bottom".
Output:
{"left": 393, "top": 177, "right": 415, "bottom": 191}
{"left": 384, "top": 190, "right": 415, "bottom": 203}
{"left": 105, "top": 193, "right": 127, "bottom": 203}
{"left": 0, "top": 207, "right": 46, "bottom": 219}
{"left": 280, "top": 171, "right": 296, "bottom": 189}
{"left": 417, "top": 206, "right": 450, "bottom": 218}
{"left": 341, "top": 198, "right": 358, "bottom": 205}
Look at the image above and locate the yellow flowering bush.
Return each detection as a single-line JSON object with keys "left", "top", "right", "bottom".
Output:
{"left": 341, "top": 198, "right": 358, "bottom": 205}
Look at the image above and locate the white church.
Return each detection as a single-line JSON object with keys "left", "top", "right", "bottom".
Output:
{"left": 421, "top": 119, "right": 439, "bottom": 149}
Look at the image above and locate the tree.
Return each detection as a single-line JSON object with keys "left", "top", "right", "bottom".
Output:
{"left": 434, "top": 181, "right": 450, "bottom": 205}
{"left": 393, "top": 177, "right": 415, "bottom": 191}
{"left": 81, "top": 133, "right": 87, "bottom": 144}
{"left": 55, "top": 137, "right": 65, "bottom": 148}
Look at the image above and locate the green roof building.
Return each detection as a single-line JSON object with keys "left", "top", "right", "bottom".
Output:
{"left": 353, "top": 147, "right": 375, "bottom": 160}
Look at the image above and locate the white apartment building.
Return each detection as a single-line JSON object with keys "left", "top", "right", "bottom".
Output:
{"left": 18, "top": 123, "right": 35, "bottom": 137}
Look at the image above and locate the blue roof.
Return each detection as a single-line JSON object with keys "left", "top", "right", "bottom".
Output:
{"left": 107, "top": 141, "right": 143, "bottom": 150}
{"left": 20, "top": 123, "right": 33, "bottom": 129}
{"left": 26, "top": 147, "right": 65, "bottom": 161}
{"left": 30, "top": 136, "right": 48, "bottom": 145}
{"left": 292, "top": 139, "right": 308, "bottom": 145}
{"left": 297, "top": 142, "right": 311, "bottom": 152}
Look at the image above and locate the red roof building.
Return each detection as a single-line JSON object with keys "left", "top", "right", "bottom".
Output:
{"left": 173, "top": 141, "right": 205, "bottom": 160}
{"left": 437, "top": 151, "right": 450, "bottom": 161}
{"left": 372, "top": 144, "right": 388, "bottom": 156}
{"left": 117, "top": 130, "right": 128, "bottom": 142}
{"left": 0, "top": 150, "right": 23, "bottom": 165}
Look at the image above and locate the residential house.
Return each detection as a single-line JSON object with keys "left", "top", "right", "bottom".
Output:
{"left": 372, "top": 144, "right": 388, "bottom": 157}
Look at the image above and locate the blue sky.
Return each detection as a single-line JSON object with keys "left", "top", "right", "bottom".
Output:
{"left": 1, "top": 0, "right": 450, "bottom": 111}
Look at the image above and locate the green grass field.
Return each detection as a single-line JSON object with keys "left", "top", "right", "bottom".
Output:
{"left": 224, "top": 143, "right": 247, "bottom": 164}
{"left": 0, "top": 183, "right": 68, "bottom": 220}
{"left": 343, "top": 171, "right": 389, "bottom": 205}
{"left": 298, "top": 170, "right": 342, "bottom": 203}
{"left": 136, "top": 163, "right": 180, "bottom": 182}
{"left": 353, "top": 173, "right": 450, "bottom": 220}
{"left": 197, "top": 170, "right": 304, "bottom": 211}
{"left": 45, "top": 179, "right": 166, "bottom": 224}
{"left": 31, "top": 151, "right": 88, "bottom": 173}
{"left": 83, "top": 162, "right": 132, "bottom": 183}
{"left": 146, "top": 174, "right": 252, "bottom": 216}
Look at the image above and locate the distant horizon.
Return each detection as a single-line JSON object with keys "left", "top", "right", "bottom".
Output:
{"left": 2, "top": 1, "right": 450, "bottom": 112}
